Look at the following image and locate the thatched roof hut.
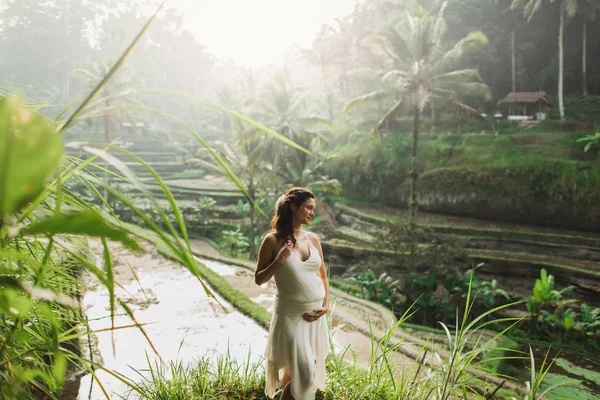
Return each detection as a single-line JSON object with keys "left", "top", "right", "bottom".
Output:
{"left": 497, "top": 92, "right": 552, "bottom": 120}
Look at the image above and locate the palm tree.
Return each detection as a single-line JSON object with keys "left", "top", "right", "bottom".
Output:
{"left": 344, "top": 1, "right": 490, "bottom": 218}
{"left": 252, "top": 73, "right": 333, "bottom": 187}
{"left": 578, "top": 0, "right": 600, "bottom": 96}
{"left": 511, "top": 0, "right": 577, "bottom": 120}
{"left": 298, "top": 24, "right": 342, "bottom": 121}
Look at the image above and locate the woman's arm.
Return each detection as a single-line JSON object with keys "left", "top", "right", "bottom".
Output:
{"left": 312, "top": 233, "right": 329, "bottom": 309}
{"left": 254, "top": 233, "right": 291, "bottom": 285}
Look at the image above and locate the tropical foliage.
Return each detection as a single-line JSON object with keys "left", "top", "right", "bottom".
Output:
{"left": 2, "top": 0, "right": 599, "bottom": 398}
{"left": 345, "top": 1, "right": 490, "bottom": 217}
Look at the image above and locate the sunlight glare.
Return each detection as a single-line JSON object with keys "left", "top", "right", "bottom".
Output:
{"left": 171, "top": 0, "right": 358, "bottom": 66}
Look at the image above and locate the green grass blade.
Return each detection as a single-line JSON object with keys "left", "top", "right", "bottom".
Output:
{"left": 86, "top": 88, "right": 316, "bottom": 157}
{"left": 109, "top": 103, "right": 267, "bottom": 218}
{"left": 24, "top": 210, "right": 140, "bottom": 251}
{"left": 54, "top": 99, "right": 74, "bottom": 122}
{"left": 105, "top": 146, "right": 192, "bottom": 254}
{"left": 16, "top": 140, "right": 117, "bottom": 223}
{"left": 75, "top": 147, "right": 189, "bottom": 254}
{"left": 58, "top": 1, "right": 165, "bottom": 133}
{"left": 101, "top": 238, "right": 117, "bottom": 358}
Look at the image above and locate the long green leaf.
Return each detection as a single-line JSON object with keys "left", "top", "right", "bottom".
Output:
{"left": 106, "top": 146, "right": 192, "bottom": 254}
{"left": 101, "top": 238, "right": 117, "bottom": 358}
{"left": 81, "top": 88, "right": 316, "bottom": 157}
{"left": 58, "top": 1, "right": 165, "bottom": 132}
{"left": 23, "top": 210, "right": 140, "bottom": 251}
{"left": 17, "top": 140, "right": 117, "bottom": 223}
{"left": 99, "top": 103, "right": 268, "bottom": 219}
{"left": 0, "top": 96, "right": 63, "bottom": 221}
{"left": 72, "top": 147, "right": 189, "bottom": 256}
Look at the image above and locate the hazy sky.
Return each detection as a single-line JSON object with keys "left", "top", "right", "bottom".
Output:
{"left": 170, "top": 0, "right": 359, "bottom": 66}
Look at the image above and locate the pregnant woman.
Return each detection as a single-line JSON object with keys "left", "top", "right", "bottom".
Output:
{"left": 255, "top": 187, "right": 329, "bottom": 400}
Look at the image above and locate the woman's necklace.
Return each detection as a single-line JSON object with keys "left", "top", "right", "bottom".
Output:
{"left": 293, "top": 227, "right": 306, "bottom": 240}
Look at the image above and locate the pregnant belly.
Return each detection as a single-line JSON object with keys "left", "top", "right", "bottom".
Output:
{"left": 277, "top": 274, "right": 325, "bottom": 303}
{"left": 301, "top": 275, "right": 325, "bottom": 302}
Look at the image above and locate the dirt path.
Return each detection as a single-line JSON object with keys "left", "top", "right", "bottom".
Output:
{"left": 189, "top": 238, "right": 221, "bottom": 257}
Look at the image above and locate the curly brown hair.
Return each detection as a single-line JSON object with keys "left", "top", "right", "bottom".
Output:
{"left": 271, "top": 187, "right": 315, "bottom": 246}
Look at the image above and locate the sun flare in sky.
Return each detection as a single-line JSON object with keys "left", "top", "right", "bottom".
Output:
{"left": 170, "top": 0, "right": 359, "bottom": 66}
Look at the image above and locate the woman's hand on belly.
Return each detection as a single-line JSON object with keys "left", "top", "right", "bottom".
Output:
{"left": 302, "top": 307, "right": 327, "bottom": 322}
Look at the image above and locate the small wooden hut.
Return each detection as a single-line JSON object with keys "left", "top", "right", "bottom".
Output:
{"left": 497, "top": 91, "right": 552, "bottom": 120}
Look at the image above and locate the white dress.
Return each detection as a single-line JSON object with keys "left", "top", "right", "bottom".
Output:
{"left": 264, "top": 242, "right": 328, "bottom": 400}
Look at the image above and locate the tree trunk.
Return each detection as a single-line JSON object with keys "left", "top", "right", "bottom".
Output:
{"left": 320, "top": 60, "right": 335, "bottom": 121}
{"left": 511, "top": 28, "right": 516, "bottom": 93}
{"left": 558, "top": 4, "right": 565, "bottom": 121}
{"left": 430, "top": 100, "right": 437, "bottom": 133}
{"left": 410, "top": 105, "right": 420, "bottom": 219}
{"left": 583, "top": 18, "right": 588, "bottom": 96}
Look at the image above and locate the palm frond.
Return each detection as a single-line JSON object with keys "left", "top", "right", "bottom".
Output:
{"left": 298, "top": 117, "right": 333, "bottom": 130}
{"left": 382, "top": 70, "right": 409, "bottom": 83}
{"left": 449, "top": 99, "right": 483, "bottom": 119}
{"left": 432, "top": 81, "right": 491, "bottom": 104}
{"left": 432, "top": 69, "right": 482, "bottom": 83}
{"left": 432, "top": 15, "right": 448, "bottom": 45}
{"left": 343, "top": 68, "right": 388, "bottom": 85}
{"left": 430, "top": 31, "right": 488, "bottom": 75}
{"left": 565, "top": 0, "right": 578, "bottom": 17}
{"left": 344, "top": 90, "right": 396, "bottom": 114}
{"left": 372, "top": 98, "right": 405, "bottom": 137}
{"left": 525, "top": 0, "right": 544, "bottom": 21}
{"left": 510, "top": 0, "right": 529, "bottom": 11}
{"left": 70, "top": 68, "right": 96, "bottom": 81}
{"left": 377, "top": 24, "right": 413, "bottom": 66}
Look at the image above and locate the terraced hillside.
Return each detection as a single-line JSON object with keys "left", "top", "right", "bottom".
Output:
{"left": 64, "top": 138, "right": 187, "bottom": 175}
{"left": 326, "top": 201, "right": 600, "bottom": 306}
{"left": 328, "top": 131, "right": 600, "bottom": 231}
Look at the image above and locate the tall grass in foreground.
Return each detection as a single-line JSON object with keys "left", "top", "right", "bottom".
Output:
{"left": 0, "top": 1, "right": 315, "bottom": 398}
{"left": 128, "top": 279, "right": 566, "bottom": 400}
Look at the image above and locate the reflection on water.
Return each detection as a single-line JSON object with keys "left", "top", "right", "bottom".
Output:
{"left": 519, "top": 345, "right": 600, "bottom": 400}
{"left": 198, "top": 257, "right": 238, "bottom": 276}
{"left": 77, "top": 264, "right": 268, "bottom": 400}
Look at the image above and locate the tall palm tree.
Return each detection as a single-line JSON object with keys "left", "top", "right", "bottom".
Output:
{"left": 344, "top": 1, "right": 490, "bottom": 218}
{"left": 511, "top": 0, "right": 578, "bottom": 120}
{"left": 578, "top": 0, "right": 600, "bottom": 96}
{"left": 331, "top": 2, "right": 381, "bottom": 99}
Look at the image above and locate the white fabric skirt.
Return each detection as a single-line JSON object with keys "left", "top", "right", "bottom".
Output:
{"left": 264, "top": 297, "right": 328, "bottom": 400}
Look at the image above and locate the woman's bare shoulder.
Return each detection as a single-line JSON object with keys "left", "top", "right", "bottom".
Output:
{"left": 262, "top": 232, "right": 280, "bottom": 247}
{"left": 306, "top": 231, "right": 322, "bottom": 246}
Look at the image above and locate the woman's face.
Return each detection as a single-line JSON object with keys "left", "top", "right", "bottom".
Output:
{"left": 293, "top": 197, "right": 316, "bottom": 226}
